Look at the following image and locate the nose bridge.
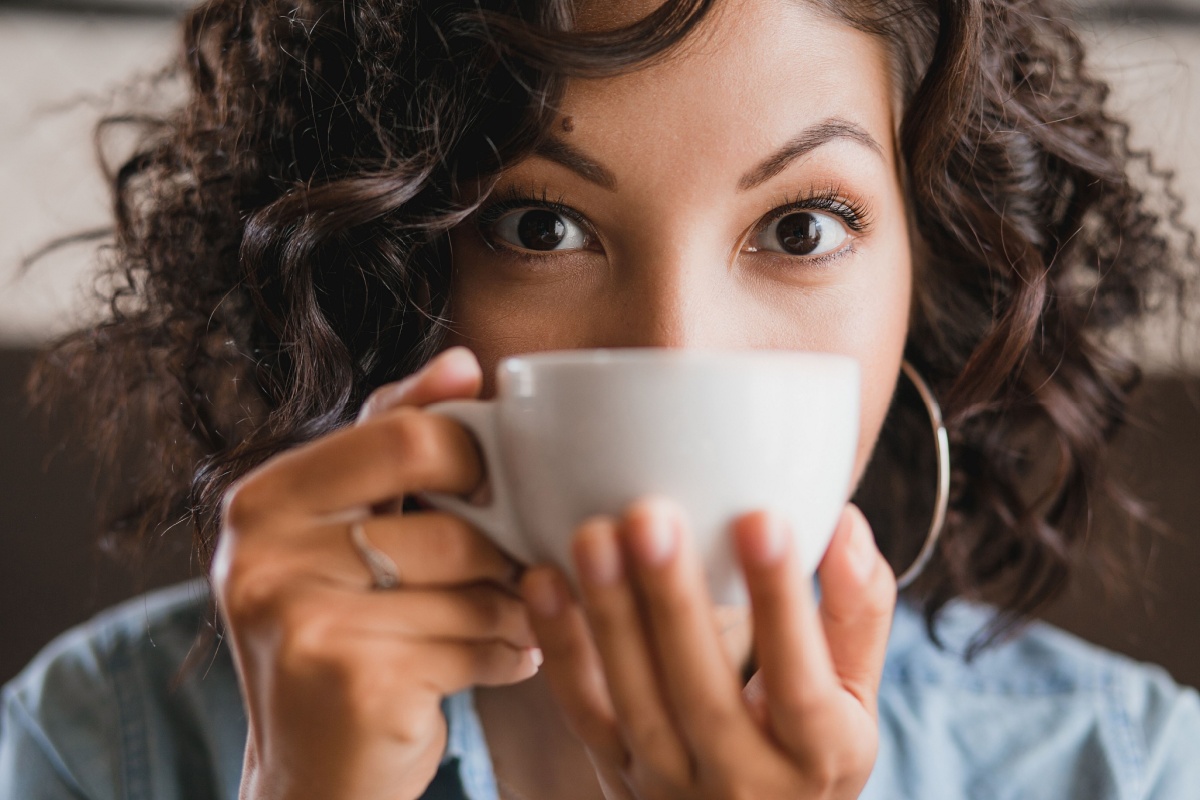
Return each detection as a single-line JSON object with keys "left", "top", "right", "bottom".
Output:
{"left": 611, "top": 245, "right": 725, "bottom": 349}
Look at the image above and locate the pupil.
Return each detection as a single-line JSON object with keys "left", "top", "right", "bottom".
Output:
{"left": 775, "top": 212, "right": 822, "bottom": 255}
{"left": 517, "top": 210, "right": 567, "bottom": 251}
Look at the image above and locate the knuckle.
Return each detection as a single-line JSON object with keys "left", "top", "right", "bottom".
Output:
{"left": 216, "top": 555, "right": 285, "bottom": 624}
{"left": 853, "top": 513, "right": 896, "bottom": 610}
{"left": 804, "top": 732, "right": 876, "bottom": 791}
{"left": 276, "top": 604, "right": 344, "bottom": 672}
{"left": 220, "top": 476, "right": 268, "bottom": 532}
{"left": 382, "top": 408, "right": 441, "bottom": 468}
{"left": 208, "top": 536, "right": 236, "bottom": 594}
{"left": 808, "top": 758, "right": 839, "bottom": 790}
{"left": 381, "top": 695, "right": 443, "bottom": 745}
{"left": 336, "top": 649, "right": 442, "bottom": 743}
{"left": 804, "top": 746, "right": 850, "bottom": 790}
{"left": 837, "top": 566, "right": 898, "bottom": 628}
{"left": 626, "top": 718, "right": 679, "bottom": 763}
{"left": 870, "top": 564, "right": 899, "bottom": 612}
{"left": 825, "top": 569, "right": 896, "bottom": 629}
{"left": 773, "top": 685, "right": 827, "bottom": 721}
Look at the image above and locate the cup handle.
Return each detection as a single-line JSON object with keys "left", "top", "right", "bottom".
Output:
{"left": 419, "top": 400, "right": 533, "bottom": 565}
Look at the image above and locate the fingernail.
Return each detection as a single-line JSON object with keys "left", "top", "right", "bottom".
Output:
{"left": 356, "top": 379, "right": 409, "bottom": 421}
{"left": 438, "top": 346, "right": 478, "bottom": 376}
{"left": 529, "top": 647, "right": 544, "bottom": 669}
{"left": 846, "top": 513, "right": 879, "bottom": 583}
{"left": 577, "top": 521, "right": 624, "bottom": 585}
{"left": 525, "top": 570, "right": 562, "bottom": 618}
{"left": 744, "top": 514, "right": 789, "bottom": 567}
{"left": 630, "top": 499, "right": 677, "bottom": 566}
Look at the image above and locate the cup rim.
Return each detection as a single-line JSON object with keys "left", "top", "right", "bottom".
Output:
{"left": 499, "top": 347, "right": 859, "bottom": 371}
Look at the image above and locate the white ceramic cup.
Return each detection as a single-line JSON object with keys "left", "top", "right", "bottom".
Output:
{"left": 423, "top": 349, "right": 860, "bottom": 606}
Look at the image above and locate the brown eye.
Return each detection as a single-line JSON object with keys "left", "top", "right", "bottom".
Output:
{"left": 492, "top": 208, "right": 589, "bottom": 252}
{"left": 753, "top": 210, "right": 849, "bottom": 257}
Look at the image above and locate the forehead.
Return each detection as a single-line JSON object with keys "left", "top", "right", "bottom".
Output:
{"left": 560, "top": 0, "right": 896, "bottom": 179}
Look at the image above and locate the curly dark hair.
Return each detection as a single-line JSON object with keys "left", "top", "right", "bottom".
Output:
{"left": 28, "top": 0, "right": 1195, "bottom": 649}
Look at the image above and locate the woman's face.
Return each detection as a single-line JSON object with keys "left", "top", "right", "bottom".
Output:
{"left": 445, "top": 0, "right": 911, "bottom": 483}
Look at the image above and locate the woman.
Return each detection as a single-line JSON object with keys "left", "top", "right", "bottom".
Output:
{"left": 3, "top": 0, "right": 1198, "bottom": 798}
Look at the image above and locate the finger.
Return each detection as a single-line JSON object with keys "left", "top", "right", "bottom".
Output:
{"left": 337, "top": 634, "right": 539, "bottom": 693}
{"left": 572, "top": 516, "right": 692, "bottom": 781}
{"left": 357, "top": 346, "right": 483, "bottom": 423}
{"left": 224, "top": 406, "right": 482, "bottom": 525}
{"left": 520, "top": 565, "right": 627, "bottom": 767}
{"left": 816, "top": 505, "right": 896, "bottom": 714}
{"left": 621, "top": 498, "right": 753, "bottom": 755}
{"left": 279, "top": 582, "right": 538, "bottom": 651}
{"left": 425, "top": 637, "right": 540, "bottom": 690}
{"left": 733, "top": 510, "right": 839, "bottom": 755}
{"left": 317, "top": 512, "right": 521, "bottom": 590}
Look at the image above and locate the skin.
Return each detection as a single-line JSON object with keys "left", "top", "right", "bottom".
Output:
{"left": 211, "top": 1, "right": 907, "bottom": 799}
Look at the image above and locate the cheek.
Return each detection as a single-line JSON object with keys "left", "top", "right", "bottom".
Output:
{"left": 848, "top": 259, "right": 911, "bottom": 487}
{"left": 442, "top": 229, "right": 577, "bottom": 397}
{"left": 853, "top": 333, "right": 905, "bottom": 487}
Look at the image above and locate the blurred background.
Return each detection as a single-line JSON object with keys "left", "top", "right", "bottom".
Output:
{"left": 2, "top": 0, "right": 1199, "bottom": 688}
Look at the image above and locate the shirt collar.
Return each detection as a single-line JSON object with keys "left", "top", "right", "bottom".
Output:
{"left": 443, "top": 688, "right": 500, "bottom": 800}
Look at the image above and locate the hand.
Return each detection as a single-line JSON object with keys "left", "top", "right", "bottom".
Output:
{"left": 211, "top": 347, "right": 540, "bottom": 800}
{"left": 520, "top": 499, "right": 896, "bottom": 800}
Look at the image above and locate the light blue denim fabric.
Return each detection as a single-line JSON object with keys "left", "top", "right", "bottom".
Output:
{"left": 3, "top": 578, "right": 1198, "bottom": 799}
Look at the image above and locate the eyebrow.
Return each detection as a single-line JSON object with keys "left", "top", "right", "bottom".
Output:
{"left": 530, "top": 116, "right": 884, "bottom": 193}
{"left": 737, "top": 118, "right": 884, "bottom": 191}
{"left": 532, "top": 137, "right": 619, "bottom": 191}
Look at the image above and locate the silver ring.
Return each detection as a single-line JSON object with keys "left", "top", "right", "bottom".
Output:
{"left": 350, "top": 521, "right": 401, "bottom": 590}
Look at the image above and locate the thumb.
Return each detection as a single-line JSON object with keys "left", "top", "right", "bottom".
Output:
{"left": 356, "top": 346, "right": 483, "bottom": 424}
{"left": 816, "top": 504, "right": 896, "bottom": 714}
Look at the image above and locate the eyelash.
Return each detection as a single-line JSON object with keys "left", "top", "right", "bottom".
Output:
{"left": 475, "top": 185, "right": 590, "bottom": 250}
{"left": 760, "top": 186, "right": 872, "bottom": 235}
{"left": 474, "top": 183, "right": 873, "bottom": 261}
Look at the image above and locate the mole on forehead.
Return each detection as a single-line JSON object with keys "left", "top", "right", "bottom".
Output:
{"left": 561, "top": 116, "right": 576, "bottom": 133}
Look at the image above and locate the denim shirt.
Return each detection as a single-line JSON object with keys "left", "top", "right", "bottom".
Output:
{"left": 3, "top": 579, "right": 1198, "bottom": 800}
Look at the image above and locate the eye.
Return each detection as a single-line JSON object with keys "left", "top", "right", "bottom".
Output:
{"left": 751, "top": 210, "right": 850, "bottom": 257}
{"left": 490, "top": 208, "right": 591, "bottom": 252}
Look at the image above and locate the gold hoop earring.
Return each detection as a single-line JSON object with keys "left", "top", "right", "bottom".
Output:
{"left": 894, "top": 360, "right": 950, "bottom": 590}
